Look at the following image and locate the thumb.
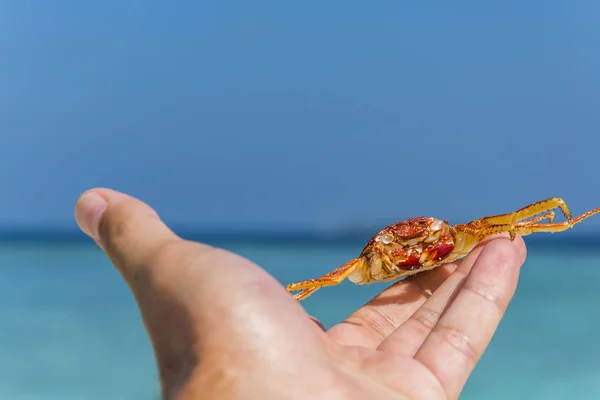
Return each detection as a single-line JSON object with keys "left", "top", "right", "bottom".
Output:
{"left": 74, "top": 188, "right": 215, "bottom": 395}
{"left": 74, "top": 188, "right": 190, "bottom": 281}
{"left": 73, "top": 189, "right": 328, "bottom": 397}
{"left": 73, "top": 188, "right": 297, "bottom": 310}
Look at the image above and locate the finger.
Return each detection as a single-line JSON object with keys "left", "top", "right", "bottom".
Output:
{"left": 75, "top": 188, "right": 207, "bottom": 390}
{"left": 327, "top": 263, "right": 457, "bottom": 348}
{"left": 413, "top": 237, "right": 525, "bottom": 400}
{"left": 378, "top": 235, "right": 526, "bottom": 357}
{"left": 74, "top": 188, "right": 184, "bottom": 280}
{"left": 326, "top": 233, "right": 520, "bottom": 348}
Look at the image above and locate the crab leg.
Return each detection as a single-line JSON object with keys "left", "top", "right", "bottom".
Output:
{"left": 515, "top": 207, "right": 600, "bottom": 236}
{"left": 477, "top": 198, "right": 571, "bottom": 226}
{"left": 290, "top": 287, "right": 320, "bottom": 302}
{"left": 455, "top": 206, "right": 600, "bottom": 241}
{"left": 455, "top": 198, "right": 574, "bottom": 240}
{"left": 518, "top": 211, "right": 556, "bottom": 225}
{"left": 286, "top": 257, "right": 366, "bottom": 301}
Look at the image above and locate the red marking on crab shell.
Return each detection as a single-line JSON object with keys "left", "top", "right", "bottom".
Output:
{"left": 423, "top": 236, "right": 455, "bottom": 262}
{"left": 393, "top": 236, "right": 455, "bottom": 271}
{"left": 396, "top": 259, "right": 423, "bottom": 271}
{"left": 388, "top": 217, "right": 429, "bottom": 239}
{"left": 392, "top": 248, "right": 423, "bottom": 271}
{"left": 434, "top": 241, "right": 455, "bottom": 260}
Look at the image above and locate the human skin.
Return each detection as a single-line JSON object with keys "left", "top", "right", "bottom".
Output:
{"left": 74, "top": 188, "right": 527, "bottom": 400}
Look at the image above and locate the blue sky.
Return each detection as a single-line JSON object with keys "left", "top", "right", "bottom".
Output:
{"left": 1, "top": 1, "right": 599, "bottom": 234}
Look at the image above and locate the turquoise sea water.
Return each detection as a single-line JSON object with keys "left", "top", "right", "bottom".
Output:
{"left": 2, "top": 239, "right": 600, "bottom": 399}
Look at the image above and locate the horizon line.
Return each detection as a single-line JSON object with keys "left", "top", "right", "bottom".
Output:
{"left": 0, "top": 227, "right": 599, "bottom": 249}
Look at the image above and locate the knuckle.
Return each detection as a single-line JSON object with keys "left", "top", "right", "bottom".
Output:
{"left": 146, "top": 239, "right": 189, "bottom": 268}
{"left": 462, "top": 280, "right": 507, "bottom": 314}
{"left": 354, "top": 306, "right": 401, "bottom": 340}
{"left": 411, "top": 306, "right": 441, "bottom": 331}
{"left": 148, "top": 240, "right": 215, "bottom": 273}
{"left": 437, "top": 325, "right": 480, "bottom": 365}
{"left": 127, "top": 240, "right": 213, "bottom": 290}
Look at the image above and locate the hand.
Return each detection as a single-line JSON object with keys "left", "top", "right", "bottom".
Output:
{"left": 74, "top": 188, "right": 526, "bottom": 400}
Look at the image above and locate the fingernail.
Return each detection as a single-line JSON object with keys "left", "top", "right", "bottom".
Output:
{"left": 75, "top": 191, "right": 108, "bottom": 239}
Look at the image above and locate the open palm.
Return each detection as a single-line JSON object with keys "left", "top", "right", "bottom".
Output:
{"left": 75, "top": 188, "right": 526, "bottom": 400}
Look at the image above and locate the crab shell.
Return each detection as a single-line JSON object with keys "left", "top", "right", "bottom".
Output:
{"left": 347, "top": 217, "right": 457, "bottom": 284}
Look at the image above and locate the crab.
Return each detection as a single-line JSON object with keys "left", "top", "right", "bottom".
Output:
{"left": 286, "top": 198, "right": 600, "bottom": 301}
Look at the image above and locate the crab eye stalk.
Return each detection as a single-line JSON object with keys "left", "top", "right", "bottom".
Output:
{"left": 379, "top": 233, "right": 394, "bottom": 244}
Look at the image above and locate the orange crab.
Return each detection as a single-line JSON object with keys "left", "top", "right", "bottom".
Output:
{"left": 286, "top": 198, "right": 600, "bottom": 301}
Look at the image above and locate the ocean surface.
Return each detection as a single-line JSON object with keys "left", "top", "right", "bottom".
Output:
{"left": 2, "top": 238, "right": 600, "bottom": 399}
